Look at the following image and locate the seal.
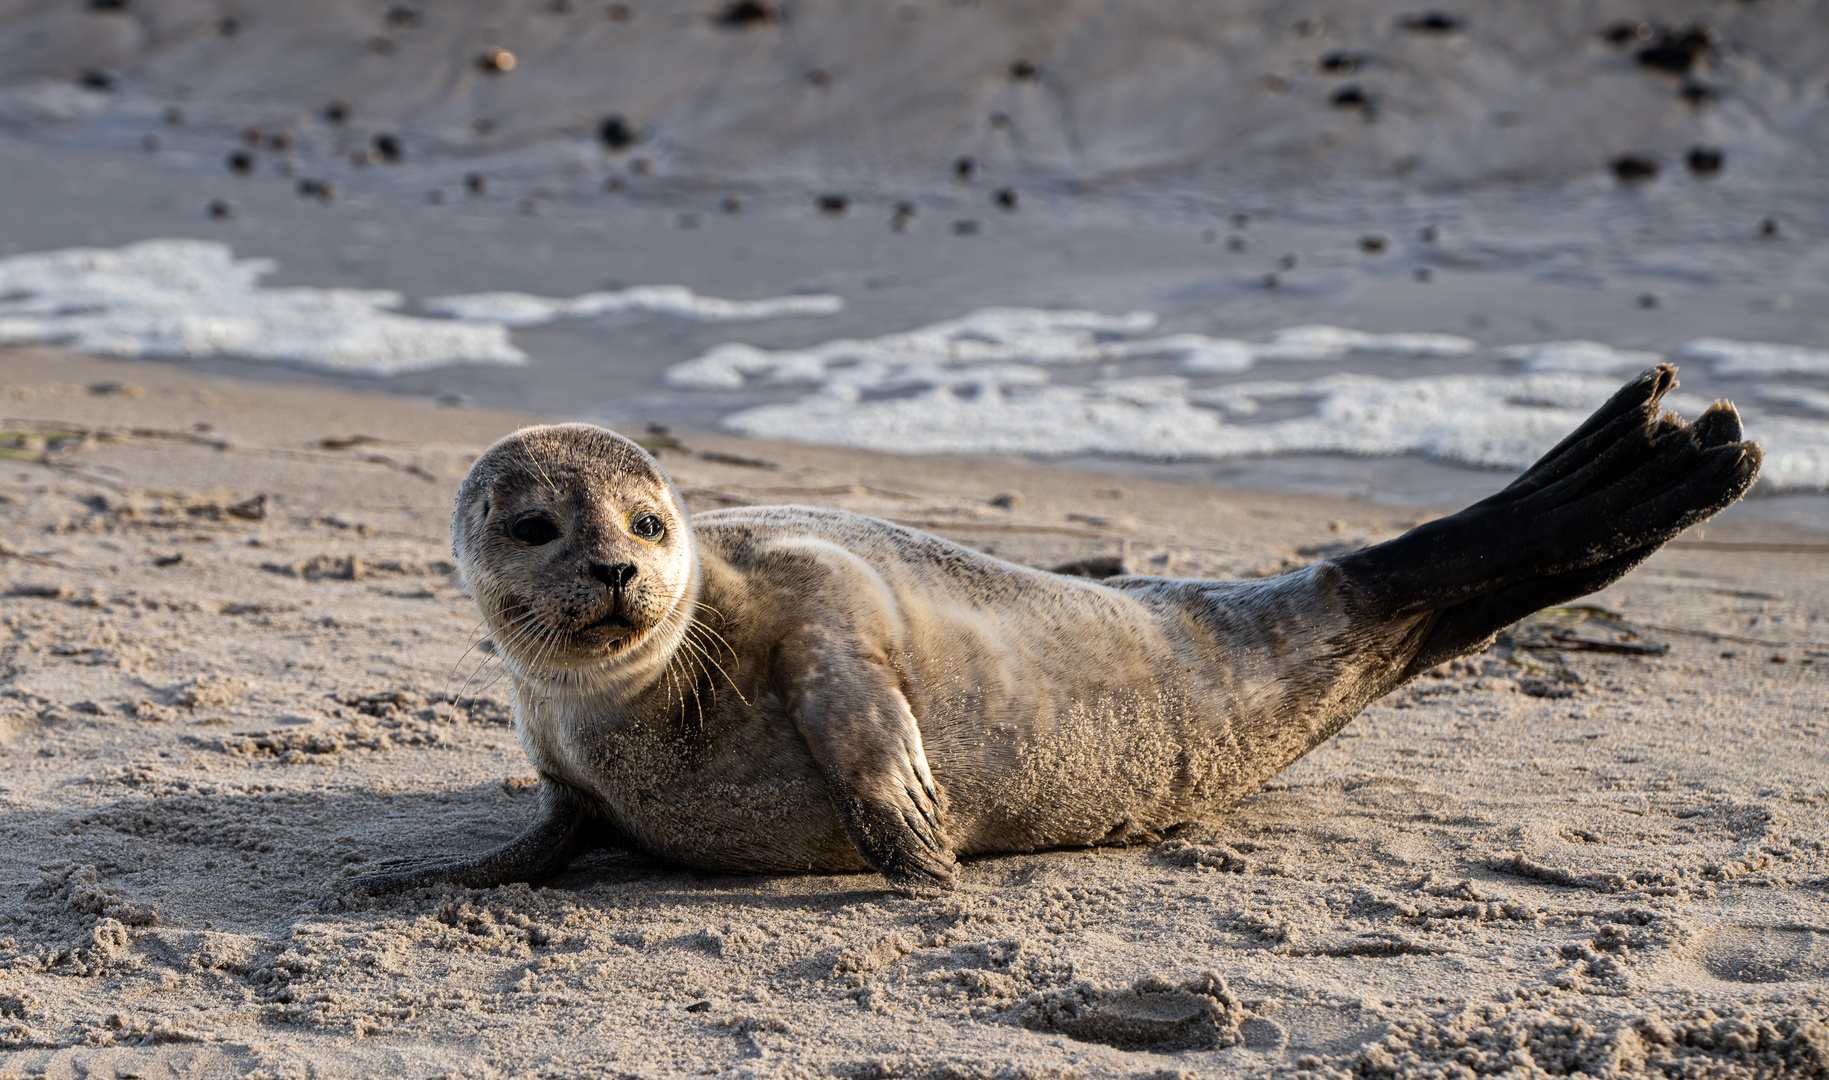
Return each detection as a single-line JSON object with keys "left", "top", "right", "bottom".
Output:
{"left": 347, "top": 366, "right": 1759, "bottom": 893}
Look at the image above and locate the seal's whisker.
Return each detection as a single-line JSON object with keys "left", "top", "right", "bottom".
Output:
{"left": 448, "top": 607, "right": 541, "bottom": 699}
{"left": 683, "top": 617, "right": 749, "bottom": 706}
{"left": 462, "top": 613, "right": 548, "bottom": 699}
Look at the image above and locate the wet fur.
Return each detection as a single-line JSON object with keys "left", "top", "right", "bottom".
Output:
{"left": 346, "top": 367, "right": 1760, "bottom": 894}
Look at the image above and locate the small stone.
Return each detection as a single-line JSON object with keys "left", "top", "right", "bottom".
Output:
{"left": 713, "top": 0, "right": 775, "bottom": 27}
{"left": 599, "top": 114, "right": 634, "bottom": 150}
{"left": 1611, "top": 154, "right": 1659, "bottom": 183}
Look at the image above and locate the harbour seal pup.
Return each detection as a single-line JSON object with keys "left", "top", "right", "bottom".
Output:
{"left": 348, "top": 366, "right": 1758, "bottom": 892}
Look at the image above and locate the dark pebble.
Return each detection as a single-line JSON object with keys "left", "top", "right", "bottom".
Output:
{"left": 227, "top": 150, "right": 255, "bottom": 175}
{"left": 241, "top": 127, "right": 263, "bottom": 146}
{"left": 1360, "top": 235, "right": 1387, "bottom": 254}
{"left": 1010, "top": 59, "right": 1037, "bottom": 81}
{"left": 297, "top": 178, "right": 337, "bottom": 203}
{"left": 1759, "top": 218, "right": 1779, "bottom": 238}
{"left": 1601, "top": 21, "right": 1651, "bottom": 47}
{"left": 141, "top": 133, "right": 159, "bottom": 152}
{"left": 1680, "top": 80, "right": 1717, "bottom": 106}
{"left": 1637, "top": 293, "right": 1661, "bottom": 309}
{"left": 267, "top": 131, "right": 293, "bottom": 151}
{"left": 385, "top": 5, "right": 420, "bottom": 29}
{"left": 1318, "top": 51, "right": 1357, "bottom": 74}
{"left": 217, "top": 15, "right": 238, "bottom": 36}
{"left": 1420, "top": 225, "right": 1437, "bottom": 242}
{"left": 1227, "top": 235, "right": 1246, "bottom": 252}
{"left": 1052, "top": 555, "right": 1126, "bottom": 579}
{"left": 1638, "top": 26, "right": 1713, "bottom": 75}
{"left": 988, "top": 111, "right": 1011, "bottom": 129}
{"left": 465, "top": 173, "right": 486, "bottom": 194}
{"left": 714, "top": 0, "right": 776, "bottom": 27}
{"left": 891, "top": 202, "right": 916, "bottom": 232}
{"left": 1399, "top": 11, "right": 1462, "bottom": 33}
{"left": 1330, "top": 86, "right": 1370, "bottom": 109}
{"left": 1278, "top": 253, "right": 1298, "bottom": 270}
{"left": 685, "top": 1001, "right": 712, "bottom": 1012}
{"left": 323, "top": 101, "right": 350, "bottom": 124}
{"left": 78, "top": 70, "right": 117, "bottom": 92}
{"left": 817, "top": 194, "right": 848, "bottom": 215}
{"left": 806, "top": 68, "right": 830, "bottom": 87}
{"left": 1262, "top": 272, "right": 1281, "bottom": 289}
{"left": 1611, "top": 154, "right": 1659, "bottom": 183}
{"left": 723, "top": 197, "right": 743, "bottom": 214}
{"left": 207, "top": 198, "right": 232, "bottom": 219}
{"left": 954, "top": 156, "right": 976, "bottom": 181}
{"left": 89, "top": 0, "right": 128, "bottom": 10}
{"left": 599, "top": 114, "right": 634, "bottom": 150}
{"left": 993, "top": 188, "right": 1018, "bottom": 211}
{"left": 952, "top": 219, "right": 980, "bottom": 236}
{"left": 1231, "top": 213, "right": 1249, "bottom": 228}
{"left": 608, "top": 3, "right": 631, "bottom": 20}
{"left": 373, "top": 133, "right": 403, "bottom": 163}
{"left": 164, "top": 106, "right": 185, "bottom": 124}
{"left": 1686, "top": 146, "right": 1723, "bottom": 175}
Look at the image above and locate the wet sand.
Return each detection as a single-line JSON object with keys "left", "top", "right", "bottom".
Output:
{"left": 1, "top": 346, "right": 1825, "bottom": 1078}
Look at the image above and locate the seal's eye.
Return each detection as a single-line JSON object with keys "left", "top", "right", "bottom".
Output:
{"left": 630, "top": 513, "right": 665, "bottom": 541}
{"left": 509, "top": 513, "right": 561, "bottom": 546}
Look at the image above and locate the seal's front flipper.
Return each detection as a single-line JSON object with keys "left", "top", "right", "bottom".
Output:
{"left": 775, "top": 626, "right": 955, "bottom": 892}
{"left": 339, "top": 780, "right": 604, "bottom": 895}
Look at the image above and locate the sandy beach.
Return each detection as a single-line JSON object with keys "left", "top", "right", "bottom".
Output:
{"left": 1, "top": 0, "right": 1827, "bottom": 1073}
{"left": 0, "top": 345, "right": 1824, "bottom": 1078}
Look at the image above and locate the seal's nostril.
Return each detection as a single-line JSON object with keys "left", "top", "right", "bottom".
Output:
{"left": 589, "top": 562, "right": 638, "bottom": 590}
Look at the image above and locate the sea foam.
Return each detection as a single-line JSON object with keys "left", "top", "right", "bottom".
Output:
{"left": 669, "top": 307, "right": 1828, "bottom": 492}
{"left": 0, "top": 240, "right": 524, "bottom": 375}
{"left": 1680, "top": 338, "right": 1829, "bottom": 377}
{"left": 423, "top": 287, "right": 843, "bottom": 326}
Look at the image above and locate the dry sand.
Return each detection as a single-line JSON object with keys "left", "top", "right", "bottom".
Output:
{"left": 0, "top": 345, "right": 1826, "bottom": 1079}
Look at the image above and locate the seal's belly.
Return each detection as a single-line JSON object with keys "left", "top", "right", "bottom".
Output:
{"left": 534, "top": 692, "right": 868, "bottom": 874}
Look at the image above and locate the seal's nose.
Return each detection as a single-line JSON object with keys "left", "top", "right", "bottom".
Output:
{"left": 589, "top": 561, "right": 638, "bottom": 591}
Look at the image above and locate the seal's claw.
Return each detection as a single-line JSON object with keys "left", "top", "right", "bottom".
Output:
{"left": 838, "top": 793, "right": 957, "bottom": 892}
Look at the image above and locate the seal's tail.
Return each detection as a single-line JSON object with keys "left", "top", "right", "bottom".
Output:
{"left": 1334, "top": 365, "right": 1761, "bottom": 678}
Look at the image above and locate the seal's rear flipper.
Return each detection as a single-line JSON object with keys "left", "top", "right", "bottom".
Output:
{"left": 338, "top": 780, "right": 605, "bottom": 896}
{"left": 1334, "top": 365, "right": 1761, "bottom": 677}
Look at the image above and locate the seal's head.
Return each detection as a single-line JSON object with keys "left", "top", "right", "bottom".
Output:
{"left": 453, "top": 424, "right": 695, "bottom": 684}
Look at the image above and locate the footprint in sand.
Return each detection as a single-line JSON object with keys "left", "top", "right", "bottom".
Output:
{"left": 1693, "top": 926, "right": 1829, "bottom": 984}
